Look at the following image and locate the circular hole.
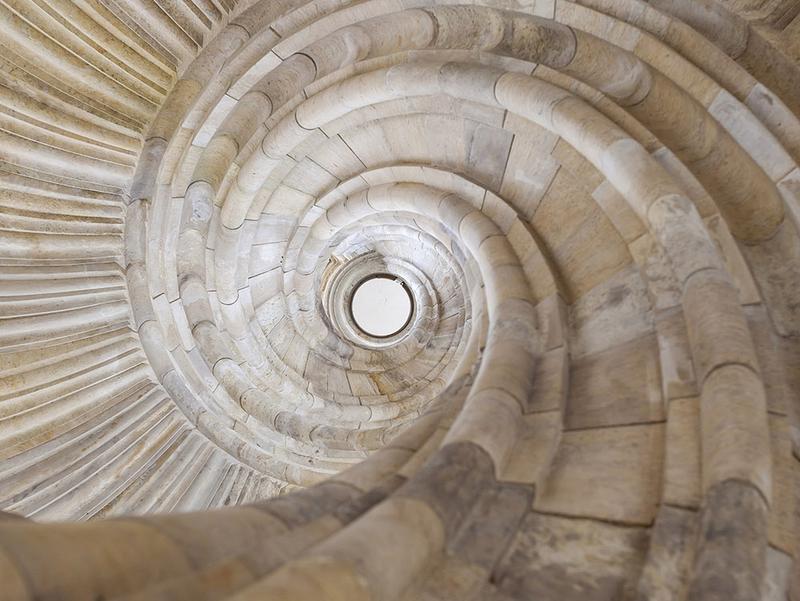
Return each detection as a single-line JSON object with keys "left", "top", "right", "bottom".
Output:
{"left": 350, "top": 275, "right": 413, "bottom": 338}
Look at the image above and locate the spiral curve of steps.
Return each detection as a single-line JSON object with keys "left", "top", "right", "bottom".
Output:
{"left": 1, "top": 0, "right": 800, "bottom": 599}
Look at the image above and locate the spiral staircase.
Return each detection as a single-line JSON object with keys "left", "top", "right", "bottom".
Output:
{"left": 1, "top": 0, "right": 799, "bottom": 599}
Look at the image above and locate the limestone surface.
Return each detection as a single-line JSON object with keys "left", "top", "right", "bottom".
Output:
{"left": 0, "top": 0, "right": 799, "bottom": 599}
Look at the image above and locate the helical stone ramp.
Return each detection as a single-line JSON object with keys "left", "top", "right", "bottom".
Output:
{"left": 1, "top": 0, "right": 800, "bottom": 600}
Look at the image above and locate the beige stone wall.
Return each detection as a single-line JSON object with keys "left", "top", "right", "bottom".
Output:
{"left": 0, "top": 0, "right": 799, "bottom": 599}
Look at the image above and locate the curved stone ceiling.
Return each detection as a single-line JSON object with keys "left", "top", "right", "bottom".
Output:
{"left": 0, "top": 0, "right": 799, "bottom": 599}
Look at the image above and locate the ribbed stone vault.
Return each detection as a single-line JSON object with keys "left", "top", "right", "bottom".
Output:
{"left": 1, "top": 0, "right": 799, "bottom": 599}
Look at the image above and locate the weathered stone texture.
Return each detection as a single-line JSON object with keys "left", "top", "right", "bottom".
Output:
{"left": 0, "top": 0, "right": 798, "bottom": 599}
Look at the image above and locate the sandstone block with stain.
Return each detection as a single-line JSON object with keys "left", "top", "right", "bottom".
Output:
{"left": 534, "top": 423, "right": 664, "bottom": 525}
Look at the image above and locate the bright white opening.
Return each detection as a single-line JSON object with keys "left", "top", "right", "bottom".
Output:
{"left": 351, "top": 276, "right": 412, "bottom": 338}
